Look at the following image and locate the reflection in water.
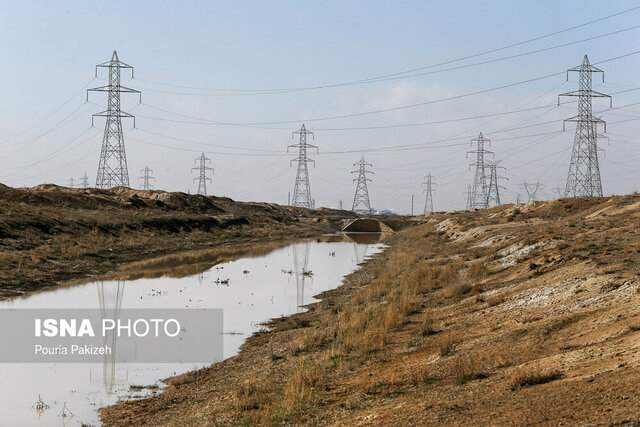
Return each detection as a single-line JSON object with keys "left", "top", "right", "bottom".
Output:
{"left": 0, "top": 235, "right": 385, "bottom": 426}
{"left": 292, "top": 242, "right": 311, "bottom": 313}
{"left": 96, "top": 281, "right": 125, "bottom": 394}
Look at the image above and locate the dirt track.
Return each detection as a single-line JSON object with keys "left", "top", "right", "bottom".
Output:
{"left": 101, "top": 195, "right": 640, "bottom": 426}
{"left": 0, "top": 184, "right": 356, "bottom": 299}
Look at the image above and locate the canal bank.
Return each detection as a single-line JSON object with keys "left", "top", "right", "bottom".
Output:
{"left": 103, "top": 197, "right": 640, "bottom": 426}
{"left": 0, "top": 184, "right": 361, "bottom": 300}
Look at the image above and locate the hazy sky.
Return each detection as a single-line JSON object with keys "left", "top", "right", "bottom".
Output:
{"left": 1, "top": 0, "right": 640, "bottom": 213}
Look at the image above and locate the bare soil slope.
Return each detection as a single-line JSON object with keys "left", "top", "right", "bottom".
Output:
{"left": 102, "top": 195, "right": 640, "bottom": 426}
{"left": 0, "top": 184, "right": 355, "bottom": 299}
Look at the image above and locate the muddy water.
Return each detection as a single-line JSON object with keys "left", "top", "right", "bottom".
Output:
{"left": 0, "top": 235, "right": 383, "bottom": 426}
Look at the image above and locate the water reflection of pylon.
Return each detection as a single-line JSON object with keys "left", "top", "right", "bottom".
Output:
{"left": 95, "top": 280, "right": 125, "bottom": 393}
{"left": 292, "top": 242, "right": 311, "bottom": 312}
{"left": 352, "top": 243, "right": 369, "bottom": 264}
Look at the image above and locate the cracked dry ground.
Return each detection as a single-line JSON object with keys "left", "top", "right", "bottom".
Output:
{"left": 102, "top": 196, "right": 640, "bottom": 426}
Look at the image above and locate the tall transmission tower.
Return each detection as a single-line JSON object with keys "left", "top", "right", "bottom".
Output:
{"left": 559, "top": 55, "right": 611, "bottom": 198}
{"left": 423, "top": 173, "right": 436, "bottom": 214}
{"left": 468, "top": 132, "right": 493, "bottom": 209}
{"left": 465, "top": 184, "right": 472, "bottom": 210}
{"left": 521, "top": 181, "right": 544, "bottom": 203}
{"left": 87, "top": 50, "right": 141, "bottom": 189}
{"left": 486, "top": 161, "right": 508, "bottom": 207}
{"left": 139, "top": 166, "right": 155, "bottom": 190}
{"left": 351, "top": 157, "right": 374, "bottom": 214}
{"left": 192, "top": 153, "right": 213, "bottom": 195}
{"left": 288, "top": 124, "right": 317, "bottom": 208}
{"left": 79, "top": 172, "right": 90, "bottom": 189}
{"left": 68, "top": 177, "right": 75, "bottom": 188}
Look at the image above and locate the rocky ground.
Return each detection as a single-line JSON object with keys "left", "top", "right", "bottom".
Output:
{"left": 0, "top": 183, "right": 356, "bottom": 299}
{"left": 101, "top": 195, "right": 640, "bottom": 426}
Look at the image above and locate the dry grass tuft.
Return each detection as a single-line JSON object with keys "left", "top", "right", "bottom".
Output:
{"left": 435, "top": 333, "right": 457, "bottom": 357}
{"left": 419, "top": 316, "right": 439, "bottom": 336}
{"left": 451, "top": 355, "right": 489, "bottom": 385}
{"left": 511, "top": 369, "right": 563, "bottom": 391}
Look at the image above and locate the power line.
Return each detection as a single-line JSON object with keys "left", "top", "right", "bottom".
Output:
{"left": 138, "top": 23, "right": 640, "bottom": 98}
{"left": 136, "top": 49, "right": 640, "bottom": 126}
{"left": 135, "top": 5, "right": 640, "bottom": 95}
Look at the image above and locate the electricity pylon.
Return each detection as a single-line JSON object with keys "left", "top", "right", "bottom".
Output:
{"left": 68, "top": 177, "right": 75, "bottom": 188}
{"left": 559, "top": 54, "right": 611, "bottom": 198}
{"left": 87, "top": 51, "right": 141, "bottom": 189}
{"left": 79, "top": 172, "right": 90, "bottom": 189}
{"left": 486, "top": 161, "right": 508, "bottom": 207}
{"left": 468, "top": 132, "right": 493, "bottom": 209}
{"left": 288, "top": 124, "right": 317, "bottom": 208}
{"left": 465, "top": 185, "right": 472, "bottom": 210}
{"left": 139, "top": 166, "right": 155, "bottom": 190}
{"left": 351, "top": 157, "right": 374, "bottom": 214}
{"left": 192, "top": 152, "right": 213, "bottom": 195}
{"left": 423, "top": 173, "right": 436, "bottom": 214}
{"left": 521, "top": 181, "right": 544, "bottom": 203}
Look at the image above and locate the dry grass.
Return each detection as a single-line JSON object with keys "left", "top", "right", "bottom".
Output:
{"left": 281, "top": 359, "right": 324, "bottom": 413}
{"left": 510, "top": 369, "right": 563, "bottom": 391}
{"left": 451, "top": 355, "right": 489, "bottom": 385}
{"left": 435, "top": 333, "right": 457, "bottom": 357}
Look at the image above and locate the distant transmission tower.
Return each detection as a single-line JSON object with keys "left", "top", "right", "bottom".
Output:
{"left": 486, "top": 161, "right": 508, "bottom": 207}
{"left": 559, "top": 55, "right": 611, "bottom": 198}
{"left": 521, "top": 181, "right": 544, "bottom": 203}
{"left": 192, "top": 153, "right": 213, "bottom": 195}
{"left": 423, "top": 173, "right": 436, "bottom": 214}
{"left": 288, "top": 124, "right": 317, "bottom": 208}
{"left": 68, "top": 177, "right": 75, "bottom": 188}
{"left": 468, "top": 132, "right": 493, "bottom": 209}
{"left": 351, "top": 157, "right": 374, "bottom": 214}
{"left": 79, "top": 172, "right": 90, "bottom": 188}
{"left": 87, "top": 50, "right": 141, "bottom": 189}
{"left": 465, "top": 185, "right": 472, "bottom": 210}
{"left": 139, "top": 166, "right": 155, "bottom": 190}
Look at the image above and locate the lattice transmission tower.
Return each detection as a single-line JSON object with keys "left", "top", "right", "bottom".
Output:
{"left": 288, "top": 124, "right": 317, "bottom": 208}
{"left": 139, "top": 166, "right": 155, "bottom": 190}
{"left": 192, "top": 152, "right": 213, "bottom": 195}
{"left": 68, "top": 177, "right": 75, "bottom": 188}
{"left": 423, "top": 173, "right": 436, "bottom": 214}
{"left": 521, "top": 181, "right": 544, "bottom": 203}
{"left": 559, "top": 55, "right": 611, "bottom": 198}
{"left": 468, "top": 132, "right": 493, "bottom": 209}
{"left": 486, "top": 161, "right": 508, "bottom": 207}
{"left": 87, "top": 51, "right": 141, "bottom": 189}
{"left": 79, "top": 172, "right": 90, "bottom": 189}
{"left": 351, "top": 157, "right": 374, "bottom": 214}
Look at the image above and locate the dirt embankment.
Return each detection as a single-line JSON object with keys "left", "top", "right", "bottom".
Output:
{"left": 103, "top": 195, "right": 640, "bottom": 426}
{"left": 0, "top": 183, "right": 359, "bottom": 299}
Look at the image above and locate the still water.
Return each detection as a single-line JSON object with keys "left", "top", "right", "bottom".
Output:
{"left": 0, "top": 235, "right": 383, "bottom": 426}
